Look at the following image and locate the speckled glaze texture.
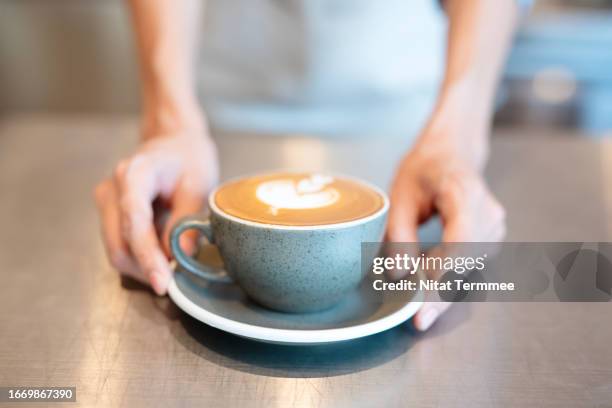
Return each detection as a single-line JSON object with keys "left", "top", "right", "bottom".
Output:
{"left": 210, "top": 209, "right": 387, "bottom": 313}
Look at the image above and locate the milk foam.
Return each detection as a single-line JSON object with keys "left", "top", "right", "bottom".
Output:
{"left": 255, "top": 174, "right": 340, "bottom": 215}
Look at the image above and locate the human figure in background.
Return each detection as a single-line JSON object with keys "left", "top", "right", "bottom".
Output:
{"left": 95, "top": 0, "right": 526, "bottom": 330}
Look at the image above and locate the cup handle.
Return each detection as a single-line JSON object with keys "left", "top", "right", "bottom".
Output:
{"left": 170, "top": 216, "right": 232, "bottom": 283}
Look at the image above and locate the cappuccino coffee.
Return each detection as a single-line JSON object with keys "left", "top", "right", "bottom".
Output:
{"left": 214, "top": 172, "right": 385, "bottom": 226}
{"left": 172, "top": 171, "right": 389, "bottom": 312}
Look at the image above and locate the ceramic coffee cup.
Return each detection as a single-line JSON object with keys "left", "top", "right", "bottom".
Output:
{"left": 170, "top": 176, "right": 389, "bottom": 313}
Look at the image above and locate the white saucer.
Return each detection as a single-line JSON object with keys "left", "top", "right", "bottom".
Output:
{"left": 169, "top": 259, "right": 423, "bottom": 345}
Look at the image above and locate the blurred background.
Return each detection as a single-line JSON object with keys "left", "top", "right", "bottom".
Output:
{"left": 1, "top": 0, "right": 611, "bottom": 137}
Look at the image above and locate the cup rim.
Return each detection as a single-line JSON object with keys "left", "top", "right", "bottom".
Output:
{"left": 208, "top": 171, "right": 390, "bottom": 231}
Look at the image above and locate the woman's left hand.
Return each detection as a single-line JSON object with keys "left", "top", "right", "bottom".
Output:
{"left": 387, "top": 95, "right": 506, "bottom": 331}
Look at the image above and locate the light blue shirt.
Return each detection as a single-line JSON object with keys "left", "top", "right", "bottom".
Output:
{"left": 198, "top": 0, "right": 528, "bottom": 137}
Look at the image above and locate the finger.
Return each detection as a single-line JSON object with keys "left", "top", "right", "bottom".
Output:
{"left": 411, "top": 226, "right": 504, "bottom": 332}
{"left": 387, "top": 185, "right": 420, "bottom": 243}
{"left": 436, "top": 175, "right": 506, "bottom": 243}
{"left": 162, "top": 185, "right": 205, "bottom": 257}
{"left": 95, "top": 181, "right": 139, "bottom": 273}
{"left": 434, "top": 171, "right": 487, "bottom": 243}
{"left": 437, "top": 188, "right": 472, "bottom": 243}
{"left": 95, "top": 181, "right": 149, "bottom": 284}
{"left": 493, "top": 222, "right": 506, "bottom": 241}
{"left": 116, "top": 160, "right": 173, "bottom": 295}
{"left": 413, "top": 181, "right": 506, "bottom": 331}
{"left": 413, "top": 297, "right": 451, "bottom": 331}
{"left": 120, "top": 190, "right": 172, "bottom": 295}
{"left": 400, "top": 179, "right": 463, "bottom": 331}
{"left": 483, "top": 196, "right": 507, "bottom": 242}
{"left": 94, "top": 180, "right": 146, "bottom": 284}
{"left": 411, "top": 241, "right": 457, "bottom": 331}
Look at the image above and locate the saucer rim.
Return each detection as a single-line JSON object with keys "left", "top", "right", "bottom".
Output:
{"left": 168, "top": 276, "right": 423, "bottom": 344}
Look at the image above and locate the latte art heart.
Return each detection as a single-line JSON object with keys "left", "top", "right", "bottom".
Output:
{"left": 214, "top": 172, "right": 384, "bottom": 226}
{"left": 256, "top": 175, "right": 340, "bottom": 215}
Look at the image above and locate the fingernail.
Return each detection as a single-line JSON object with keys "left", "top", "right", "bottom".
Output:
{"left": 417, "top": 308, "right": 439, "bottom": 331}
{"left": 180, "top": 237, "right": 196, "bottom": 257}
{"left": 151, "top": 272, "right": 168, "bottom": 296}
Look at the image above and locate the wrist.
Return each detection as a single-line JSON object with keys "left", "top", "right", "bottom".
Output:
{"left": 439, "top": 71, "right": 495, "bottom": 116}
{"left": 141, "top": 104, "right": 207, "bottom": 142}
{"left": 140, "top": 88, "right": 206, "bottom": 140}
{"left": 415, "top": 79, "right": 492, "bottom": 170}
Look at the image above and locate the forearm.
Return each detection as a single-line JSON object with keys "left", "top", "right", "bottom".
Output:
{"left": 418, "top": 0, "right": 519, "bottom": 167}
{"left": 127, "top": 0, "right": 205, "bottom": 137}
{"left": 441, "top": 0, "right": 518, "bottom": 114}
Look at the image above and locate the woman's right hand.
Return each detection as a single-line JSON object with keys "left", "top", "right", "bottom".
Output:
{"left": 94, "top": 130, "right": 219, "bottom": 295}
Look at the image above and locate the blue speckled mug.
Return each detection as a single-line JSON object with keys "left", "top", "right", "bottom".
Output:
{"left": 170, "top": 176, "right": 389, "bottom": 313}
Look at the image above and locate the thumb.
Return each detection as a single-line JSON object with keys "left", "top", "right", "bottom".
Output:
{"left": 163, "top": 186, "right": 205, "bottom": 257}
